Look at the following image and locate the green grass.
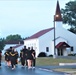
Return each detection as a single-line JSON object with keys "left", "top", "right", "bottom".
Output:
{"left": 36, "top": 57, "right": 76, "bottom": 74}
{"left": 2, "top": 56, "right": 76, "bottom": 74}
{"left": 36, "top": 57, "right": 76, "bottom": 66}
{"left": 53, "top": 68, "right": 76, "bottom": 75}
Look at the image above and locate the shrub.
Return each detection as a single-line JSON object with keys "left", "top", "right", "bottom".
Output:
{"left": 48, "top": 54, "right": 53, "bottom": 57}
{"left": 38, "top": 52, "right": 47, "bottom": 57}
{"left": 68, "top": 54, "right": 75, "bottom": 56}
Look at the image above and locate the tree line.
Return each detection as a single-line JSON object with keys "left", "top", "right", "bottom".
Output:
{"left": 0, "top": 34, "right": 29, "bottom": 51}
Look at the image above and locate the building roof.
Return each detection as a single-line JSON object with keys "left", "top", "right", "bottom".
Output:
{"left": 54, "top": 0, "right": 62, "bottom": 21}
{"left": 6, "top": 44, "right": 23, "bottom": 51}
{"left": 26, "top": 28, "right": 54, "bottom": 40}
{"left": 56, "top": 42, "right": 70, "bottom": 48}
{"left": 5, "top": 40, "right": 24, "bottom": 44}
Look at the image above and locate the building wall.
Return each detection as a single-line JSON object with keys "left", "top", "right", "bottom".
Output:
{"left": 39, "top": 29, "right": 54, "bottom": 56}
{"left": 56, "top": 24, "right": 76, "bottom": 54}
{"left": 24, "top": 22, "right": 76, "bottom": 57}
{"left": 24, "top": 39, "right": 39, "bottom": 57}
{"left": 52, "top": 37, "right": 69, "bottom": 56}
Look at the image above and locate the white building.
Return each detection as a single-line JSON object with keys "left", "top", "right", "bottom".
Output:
{"left": 2, "top": 40, "right": 24, "bottom": 55}
{"left": 24, "top": 1, "right": 76, "bottom": 57}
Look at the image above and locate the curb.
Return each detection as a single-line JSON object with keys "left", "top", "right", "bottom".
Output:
{"left": 59, "top": 63, "right": 76, "bottom": 66}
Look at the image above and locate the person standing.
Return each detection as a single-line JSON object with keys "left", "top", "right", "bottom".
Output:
{"left": 14, "top": 50, "right": 19, "bottom": 66}
{"left": 20, "top": 46, "right": 27, "bottom": 67}
{"left": 31, "top": 47, "right": 36, "bottom": 68}
{"left": 26, "top": 47, "right": 33, "bottom": 69}
{"left": 4, "top": 47, "right": 12, "bottom": 67}
{"left": 10, "top": 48, "right": 16, "bottom": 70}
{"left": 0, "top": 50, "right": 2, "bottom": 68}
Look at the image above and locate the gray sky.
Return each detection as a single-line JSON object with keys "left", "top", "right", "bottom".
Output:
{"left": 0, "top": 0, "right": 74, "bottom": 38}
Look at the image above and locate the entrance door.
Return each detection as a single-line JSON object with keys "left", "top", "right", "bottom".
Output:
{"left": 57, "top": 49, "right": 63, "bottom": 56}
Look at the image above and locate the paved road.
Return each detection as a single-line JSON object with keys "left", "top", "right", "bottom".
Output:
{"left": 0, "top": 63, "right": 69, "bottom": 75}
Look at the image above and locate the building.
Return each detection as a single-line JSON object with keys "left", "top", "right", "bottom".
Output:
{"left": 2, "top": 40, "right": 24, "bottom": 55}
{"left": 24, "top": 1, "right": 76, "bottom": 57}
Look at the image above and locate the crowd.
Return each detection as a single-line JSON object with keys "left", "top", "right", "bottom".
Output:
{"left": 0, "top": 46, "right": 36, "bottom": 70}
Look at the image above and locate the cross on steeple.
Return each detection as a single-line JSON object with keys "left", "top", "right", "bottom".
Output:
{"left": 54, "top": 0, "right": 62, "bottom": 21}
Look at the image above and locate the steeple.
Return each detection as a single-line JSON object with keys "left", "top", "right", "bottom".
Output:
{"left": 54, "top": 0, "right": 62, "bottom": 21}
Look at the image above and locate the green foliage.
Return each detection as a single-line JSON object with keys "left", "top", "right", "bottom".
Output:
{"left": 68, "top": 53, "right": 76, "bottom": 56}
{"left": 6, "top": 34, "right": 22, "bottom": 42}
{"left": 0, "top": 38, "right": 5, "bottom": 51}
{"left": 48, "top": 54, "right": 53, "bottom": 57}
{"left": 68, "top": 27, "right": 76, "bottom": 34}
{"left": 61, "top": 0, "right": 76, "bottom": 33}
{"left": 38, "top": 52, "right": 47, "bottom": 57}
{"left": 36, "top": 57, "right": 76, "bottom": 66}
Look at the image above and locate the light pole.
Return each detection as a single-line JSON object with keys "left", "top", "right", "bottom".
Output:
{"left": 53, "top": 15, "right": 56, "bottom": 58}
{"left": 53, "top": 14, "right": 59, "bottom": 58}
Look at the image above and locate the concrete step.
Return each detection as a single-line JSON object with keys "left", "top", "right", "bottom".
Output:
{"left": 59, "top": 63, "right": 76, "bottom": 66}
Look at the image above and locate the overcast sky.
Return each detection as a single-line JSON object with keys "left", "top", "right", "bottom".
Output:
{"left": 0, "top": 0, "right": 74, "bottom": 38}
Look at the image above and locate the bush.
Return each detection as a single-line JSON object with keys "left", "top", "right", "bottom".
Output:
{"left": 48, "top": 55, "right": 53, "bottom": 57}
{"left": 73, "top": 53, "right": 76, "bottom": 56}
{"left": 68, "top": 54, "right": 75, "bottom": 56}
{"left": 38, "top": 52, "right": 47, "bottom": 57}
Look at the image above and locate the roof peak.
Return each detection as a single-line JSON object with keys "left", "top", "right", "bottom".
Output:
{"left": 54, "top": 0, "right": 62, "bottom": 21}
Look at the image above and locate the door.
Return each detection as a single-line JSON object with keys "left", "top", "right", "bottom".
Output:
{"left": 57, "top": 48, "right": 63, "bottom": 56}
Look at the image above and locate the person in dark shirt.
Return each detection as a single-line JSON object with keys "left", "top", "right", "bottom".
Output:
{"left": 10, "top": 48, "right": 16, "bottom": 70}
{"left": 0, "top": 50, "right": 2, "bottom": 68}
{"left": 26, "top": 47, "right": 33, "bottom": 69}
{"left": 31, "top": 47, "right": 36, "bottom": 68}
{"left": 4, "top": 46, "right": 12, "bottom": 67}
{"left": 14, "top": 50, "right": 19, "bottom": 66}
{"left": 20, "top": 46, "right": 27, "bottom": 67}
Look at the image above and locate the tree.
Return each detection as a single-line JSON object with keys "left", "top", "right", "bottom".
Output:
{"left": 5, "top": 34, "right": 22, "bottom": 42}
{"left": 61, "top": 0, "right": 76, "bottom": 33}
{"left": 0, "top": 38, "right": 5, "bottom": 51}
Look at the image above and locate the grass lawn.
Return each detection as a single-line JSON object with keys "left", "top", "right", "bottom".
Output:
{"left": 36, "top": 57, "right": 76, "bottom": 75}
{"left": 36, "top": 57, "right": 76, "bottom": 66}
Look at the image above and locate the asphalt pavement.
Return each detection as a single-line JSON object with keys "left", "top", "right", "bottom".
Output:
{"left": 0, "top": 63, "right": 71, "bottom": 75}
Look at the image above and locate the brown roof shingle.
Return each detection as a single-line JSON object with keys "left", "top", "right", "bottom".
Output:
{"left": 26, "top": 28, "right": 54, "bottom": 40}
{"left": 56, "top": 42, "right": 70, "bottom": 48}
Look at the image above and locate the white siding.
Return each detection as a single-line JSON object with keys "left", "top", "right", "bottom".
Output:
{"left": 24, "top": 22, "right": 76, "bottom": 57}
{"left": 56, "top": 26, "right": 76, "bottom": 53}
{"left": 39, "top": 29, "right": 54, "bottom": 56}
{"left": 24, "top": 39, "right": 39, "bottom": 57}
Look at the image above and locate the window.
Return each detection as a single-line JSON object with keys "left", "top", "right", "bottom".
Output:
{"left": 46, "top": 47, "right": 49, "bottom": 52}
{"left": 71, "top": 46, "right": 73, "bottom": 51}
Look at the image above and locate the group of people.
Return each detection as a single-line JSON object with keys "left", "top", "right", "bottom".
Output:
{"left": 0, "top": 46, "right": 36, "bottom": 70}
{"left": 20, "top": 46, "right": 36, "bottom": 69}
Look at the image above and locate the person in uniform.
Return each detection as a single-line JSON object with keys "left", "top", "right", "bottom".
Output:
{"left": 10, "top": 48, "right": 16, "bottom": 70}
{"left": 14, "top": 50, "right": 19, "bottom": 66}
{"left": 31, "top": 47, "right": 36, "bottom": 69}
{"left": 20, "top": 46, "right": 27, "bottom": 67}
{"left": 0, "top": 50, "right": 2, "bottom": 68}
{"left": 4, "top": 47, "right": 12, "bottom": 67}
{"left": 26, "top": 47, "right": 33, "bottom": 69}
{"left": 4, "top": 50, "right": 9, "bottom": 66}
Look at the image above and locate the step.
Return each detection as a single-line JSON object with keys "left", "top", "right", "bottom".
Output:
{"left": 59, "top": 63, "right": 76, "bottom": 66}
